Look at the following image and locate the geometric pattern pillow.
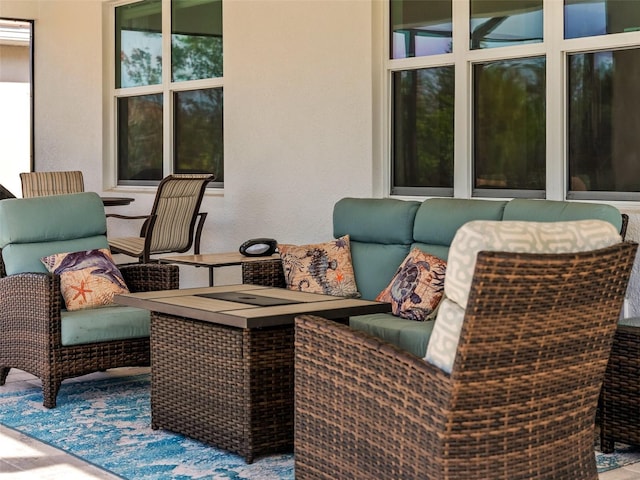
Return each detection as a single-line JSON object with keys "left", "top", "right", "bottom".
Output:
{"left": 376, "top": 248, "right": 446, "bottom": 321}
{"left": 41, "top": 248, "right": 130, "bottom": 311}
{"left": 425, "top": 219, "right": 622, "bottom": 373}
{"left": 278, "top": 235, "right": 359, "bottom": 297}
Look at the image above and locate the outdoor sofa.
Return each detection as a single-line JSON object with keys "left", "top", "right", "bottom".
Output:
{"left": 246, "top": 196, "right": 627, "bottom": 357}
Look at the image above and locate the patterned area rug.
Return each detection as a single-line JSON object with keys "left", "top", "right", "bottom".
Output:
{"left": 0, "top": 373, "right": 638, "bottom": 478}
{"left": 0, "top": 374, "right": 293, "bottom": 479}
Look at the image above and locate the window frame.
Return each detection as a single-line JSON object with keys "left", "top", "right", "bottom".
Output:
{"left": 107, "top": 0, "right": 223, "bottom": 190}
{"left": 384, "top": 0, "right": 640, "bottom": 202}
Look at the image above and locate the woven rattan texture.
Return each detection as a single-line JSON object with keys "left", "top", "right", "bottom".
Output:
{"left": 150, "top": 312, "right": 294, "bottom": 463}
{"left": 242, "top": 258, "right": 286, "bottom": 287}
{"left": 599, "top": 324, "right": 640, "bottom": 452}
{"left": 294, "top": 242, "right": 637, "bottom": 480}
{"left": 0, "top": 260, "right": 178, "bottom": 408}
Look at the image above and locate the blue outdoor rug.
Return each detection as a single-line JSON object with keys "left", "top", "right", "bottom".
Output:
{"left": 0, "top": 373, "right": 638, "bottom": 478}
{"left": 0, "top": 374, "right": 294, "bottom": 479}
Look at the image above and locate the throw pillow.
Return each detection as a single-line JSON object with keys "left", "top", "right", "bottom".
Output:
{"left": 424, "top": 219, "right": 622, "bottom": 374}
{"left": 376, "top": 248, "right": 446, "bottom": 321}
{"left": 41, "top": 248, "right": 130, "bottom": 311}
{"left": 278, "top": 235, "right": 359, "bottom": 297}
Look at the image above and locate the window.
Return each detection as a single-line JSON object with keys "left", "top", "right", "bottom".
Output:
{"left": 113, "top": 0, "right": 222, "bottom": 186}
{"left": 389, "top": 0, "right": 640, "bottom": 201}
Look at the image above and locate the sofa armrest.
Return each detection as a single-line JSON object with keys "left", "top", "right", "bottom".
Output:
{"left": 294, "top": 314, "right": 451, "bottom": 479}
{"left": 0, "top": 272, "right": 62, "bottom": 345}
{"left": 119, "top": 263, "right": 179, "bottom": 293}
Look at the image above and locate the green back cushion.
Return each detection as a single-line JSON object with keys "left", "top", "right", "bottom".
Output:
{"left": 412, "top": 198, "right": 507, "bottom": 261}
{"left": 333, "top": 198, "right": 420, "bottom": 300}
{"left": 0, "top": 193, "right": 108, "bottom": 275}
{"left": 503, "top": 198, "right": 622, "bottom": 232}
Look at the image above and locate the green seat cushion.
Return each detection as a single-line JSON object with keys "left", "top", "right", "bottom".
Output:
{"left": 349, "top": 313, "right": 435, "bottom": 358}
{"left": 61, "top": 305, "right": 150, "bottom": 346}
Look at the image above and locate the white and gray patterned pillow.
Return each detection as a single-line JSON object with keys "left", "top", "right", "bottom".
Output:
{"left": 424, "top": 219, "right": 622, "bottom": 373}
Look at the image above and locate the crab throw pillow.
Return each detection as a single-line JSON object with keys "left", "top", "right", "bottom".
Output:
{"left": 41, "top": 248, "right": 130, "bottom": 311}
{"left": 376, "top": 248, "right": 446, "bottom": 321}
{"left": 278, "top": 235, "right": 359, "bottom": 297}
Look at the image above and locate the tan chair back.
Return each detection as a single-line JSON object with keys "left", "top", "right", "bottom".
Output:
{"left": 148, "top": 174, "right": 213, "bottom": 252}
{"left": 20, "top": 171, "right": 85, "bottom": 197}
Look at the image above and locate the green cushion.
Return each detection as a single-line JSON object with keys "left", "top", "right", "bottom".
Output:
{"left": 2, "top": 237, "right": 109, "bottom": 276}
{"left": 413, "top": 198, "right": 507, "bottom": 248}
{"left": 0, "top": 193, "right": 108, "bottom": 275}
{"left": 350, "top": 242, "right": 410, "bottom": 300}
{"left": 502, "top": 198, "right": 622, "bottom": 232}
{"left": 333, "top": 197, "right": 420, "bottom": 244}
{"left": 350, "top": 313, "right": 435, "bottom": 358}
{"left": 61, "top": 306, "right": 150, "bottom": 346}
{"left": 333, "top": 198, "right": 420, "bottom": 300}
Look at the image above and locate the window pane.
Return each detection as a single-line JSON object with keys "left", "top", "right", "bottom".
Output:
{"left": 116, "top": 0, "right": 162, "bottom": 89}
{"left": 568, "top": 49, "right": 640, "bottom": 193}
{"left": 118, "top": 94, "right": 163, "bottom": 183}
{"left": 390, "top": 0, "right": 452, "bottom": 59}
{"left": 473, "top": 57, "right": 545, "bottom": 191}
{"left": 174, "top": 88, "right": 223, "bottom": 181}
{"left": 392, "top": 67, "right": 454, "bottom": 191}
{"left": 470, "top": 0, "right": 543, "bottom": 49}
{"left": 565, "top": 0, "right": 640, "bottom": 39}
{"left": 172, "top": 0, "right": 223, "bottom": 81}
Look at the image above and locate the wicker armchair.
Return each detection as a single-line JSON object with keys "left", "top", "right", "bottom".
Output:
{"left": 108, "top": 174, "right": 214, "bottom": 263}
{"left": 0, "top": 193, "right": 179, "bottom": 408}
{"left": 294, "top": 241, "right": 637, "bottom": 480}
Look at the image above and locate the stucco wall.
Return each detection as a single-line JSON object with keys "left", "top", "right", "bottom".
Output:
{"left": 0, "top": 0, "right": 377, "bottom": 287}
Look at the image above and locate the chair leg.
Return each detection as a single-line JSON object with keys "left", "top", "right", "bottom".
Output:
{"left": 42, "top": 377, "right": 62, "bottom": 409}
{"left": 0, "top": 367, "right": 10, "bottom": 385}
{"left": 600, "top": 434, "right": 615, "bottom": 454}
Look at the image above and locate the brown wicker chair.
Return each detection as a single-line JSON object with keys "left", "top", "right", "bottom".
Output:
{"left": 0, "top": 193, "right": 179, "bottom": 408}
{"left": 294, "top": 242, "right": 637, "bottom": 480}
{"left": 108, "top": 174, "right": 214, "bottom": 263}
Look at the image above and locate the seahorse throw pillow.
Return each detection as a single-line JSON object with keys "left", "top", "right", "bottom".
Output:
{"left": 278, "top": 235, "right": 359, "bottom": 298}
{"left": 41, "top": 248, "right": 130, "bottom": 311}
{"left": 376, "top": 248, "right": 446, "bottom": 321}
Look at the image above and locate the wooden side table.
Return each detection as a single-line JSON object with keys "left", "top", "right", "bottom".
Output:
{"left": 159, "top": 252, "right": 280, "bottom": 286}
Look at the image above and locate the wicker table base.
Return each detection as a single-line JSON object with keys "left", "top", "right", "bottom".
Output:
{"left": 150, "top": 312, "right": 294, "bottom": 463}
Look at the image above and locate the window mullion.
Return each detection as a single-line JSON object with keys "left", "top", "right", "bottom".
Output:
{"left": 545, "top": 0, "right": 565, "bottom": 201}
{"left": 453, "top": 0, "right": 470, "bottom": 198}
{"left": 162, "top": 0, "right": 172, "bottom": 175}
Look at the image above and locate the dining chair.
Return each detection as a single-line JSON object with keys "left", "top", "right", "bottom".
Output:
{"left": 107, "top": 173, "right": 214, "bottom": 263}
{"left": 20, "top": 171, "right": 85, "bottom": 197}
{"left": 293, "top": 220, "right": 637, "bottom": 480}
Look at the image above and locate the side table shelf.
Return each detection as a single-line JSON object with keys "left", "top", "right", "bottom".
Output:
{"left": 159, "top": 252, "right": 282, "bottom": 287}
